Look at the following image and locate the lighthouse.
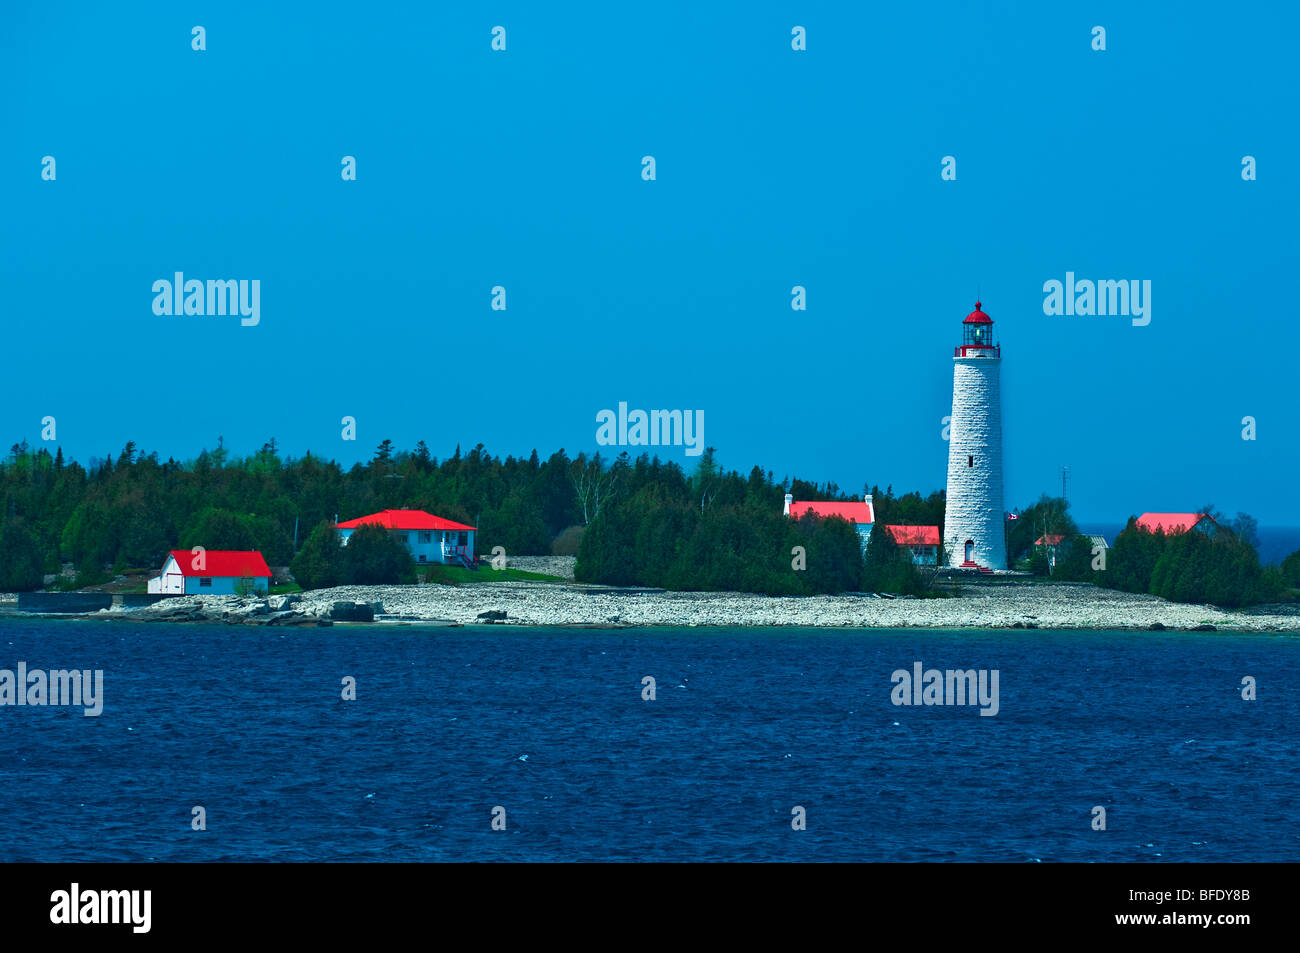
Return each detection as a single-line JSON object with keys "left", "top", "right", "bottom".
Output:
{"left": 943, "top": 301, "right": 1006, "bottom": 571}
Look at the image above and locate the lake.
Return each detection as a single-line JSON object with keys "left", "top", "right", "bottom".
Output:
{"left": 1, "top": 620, "right": 1295, "bottom": 861}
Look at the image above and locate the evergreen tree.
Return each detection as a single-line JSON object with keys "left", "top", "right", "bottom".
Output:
{"left": 862, "top": 522, "right": 922, "bottom": 595}
{"left": 290, "top": 522, "right": 346, "bottom": 590}
{"left": 343, "top": 523, "right": 415, "bottom": 585}
{"left": 1280, "top": 548, "right": 1300, "bottom": 588}
{"left": 0, "top": 519, "right": 45, "bottom": 591}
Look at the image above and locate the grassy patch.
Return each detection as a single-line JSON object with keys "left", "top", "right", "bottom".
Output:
{"left": 270, "top": 582, "right": 303, "bottom": 595}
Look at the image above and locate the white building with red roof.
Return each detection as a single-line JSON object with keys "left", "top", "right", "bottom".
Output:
{"left": 148, "top": 550, "right": 272, "bottom": 595}
{"left": 337, "top": 509, "right": 478, "bottom": 568}
{"left": 884, "top": 525, "right": 942, "bottom": 566}
{"left": 783, "top": 493, "right": 875, "bottom": 552}
{"left": 1032, "top": 533, "right": 1067, "bottom": 568}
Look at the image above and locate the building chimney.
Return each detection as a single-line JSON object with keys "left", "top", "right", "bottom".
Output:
{"left": 864, "top": 494, "right": 873, "bottom": 506}
{"left": 783, "top": 492, "right": 793, "bottom": 516}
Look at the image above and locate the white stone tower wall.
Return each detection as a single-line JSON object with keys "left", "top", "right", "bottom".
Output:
{"left": 944, "top": 356, "right": 1006, "bottom": 569}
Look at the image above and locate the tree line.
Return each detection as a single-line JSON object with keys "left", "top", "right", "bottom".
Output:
{"left": 3, "top": 438, "right": 1292, "bottom": 603}
{"left": 0, "top": 438, "right": 942, "bottom": 595}
{"left": 573, "top": 452, "right": 944, "bottom": 595}
{"left": 0, "top": 438, "right": 588, "bottom": 590}
{"left": 1007, "top": 495, "right": 1295, "bottom": 608}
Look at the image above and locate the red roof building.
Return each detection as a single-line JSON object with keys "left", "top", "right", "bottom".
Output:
{"left": 785, "top": 500, "right": 875, "bottom": 524}
{"left": 337, "top": 509, "right": 476, "bottom": 531}
{"left": 783, "top": 493, "right": 875, "bottom": 554}
{"left": 336, "top": 509, "right": 478, "bottom": 568}
{"left": 1134, "top": 513, "right": 1217, "bottom": 535}
{"left": 166, "top": 549, "right": 271, "bottom": 578}
{"left": 148, "top": 550, "right": 272, "bottom": 596}
{"left": 884, "top": 525, "right": 941, "bottom": 565}
{"left": 885, "top": 525, "right": 941, "bottom": 547}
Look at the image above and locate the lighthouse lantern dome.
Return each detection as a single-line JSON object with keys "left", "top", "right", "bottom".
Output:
{"left": 958, "top": 301, "right": 998, "bottom": 356}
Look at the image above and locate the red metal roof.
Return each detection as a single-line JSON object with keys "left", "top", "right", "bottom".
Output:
{"left": 167, "top": 550, "right": 271, "bottom": 578}
{"left": 963, "top": 301, "right": 993, "bottom": 324}
{"left": 1033, "top": 534, "right": 1066, "bottom": 547}
{"left": 337, "top": 509, "right": 477, "bottom": 532}
{"left": 1135, "top": 513, "right": 1213, "bottom": 535}
{"left": 788, "top": 500, "right": 874, "bottom": 525}
{"left": 885, "top": 525, "right": 940, "bottom": 546}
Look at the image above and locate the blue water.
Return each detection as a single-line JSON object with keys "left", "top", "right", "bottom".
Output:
{"left": 2, "top": 621, "right": 1296, "bottom": 862}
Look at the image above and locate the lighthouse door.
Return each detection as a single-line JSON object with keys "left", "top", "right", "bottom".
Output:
{"left": 964, "top": 540, "right": 974, "bottom": 562}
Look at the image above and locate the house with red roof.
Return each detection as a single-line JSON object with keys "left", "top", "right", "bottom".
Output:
{"left": 1030, "top": 533, "right": 1109, "bottom": 569}
{"left": 337, "top": 509, "right": 478, "bottom": 568}
{"left": 1135, "top": 513, "right": 1217, "bottom": 537}
{"left": 147, "top": 550, "right": 272, "bottom": 595}
{"left": 1032, "top": 533, "right": 1067, "bottom": 568}
{"left": 783, "top": 493, "right": 875, "bottom": 553}
{"left": 885, "top": 525, "right": 942, "bottom": 566}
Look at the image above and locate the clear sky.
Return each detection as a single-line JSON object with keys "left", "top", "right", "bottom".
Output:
{"left": 2, "top": 2, "right": 1296, "bottom": 524}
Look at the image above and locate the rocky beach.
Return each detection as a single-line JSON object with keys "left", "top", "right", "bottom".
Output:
{"left": 2, "top": 552, "right": 1289, "bottom": 630}
{"left": 125, "top": 580, "right": 1298, "bottom": 630}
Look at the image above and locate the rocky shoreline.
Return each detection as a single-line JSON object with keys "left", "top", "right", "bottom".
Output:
{"left": 5, "top": 578, "right": 1295, "bottom": 631}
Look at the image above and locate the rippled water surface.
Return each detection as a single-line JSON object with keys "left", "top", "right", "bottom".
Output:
{"left": 1, "top": 620, "right": 1295, "bottom": 861}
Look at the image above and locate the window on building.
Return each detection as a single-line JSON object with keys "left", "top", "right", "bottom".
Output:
{"left": 967, "top": 455, "right": 973, "bottom": 467}
{"left": 199, "top": 578, "right": 212, "bottom": 587}
{"left": 419, "top": 555, "right": 426, "bottom": 563}
{"left": 395, "top": 532, "right": 409, "bottom": 543}
{"left": 457, "top": 532, "right": 468, "bottom": 547}
{"left": 419, "top": 531, "right": 432, "bottom": 544}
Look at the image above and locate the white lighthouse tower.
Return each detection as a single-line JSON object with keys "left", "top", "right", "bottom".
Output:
{"left": 943, "top": 301, "right": 1006, "bottom": 571}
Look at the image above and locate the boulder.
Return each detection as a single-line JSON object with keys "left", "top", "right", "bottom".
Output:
{"left": 267, "top": 610, "right": 320, "bottom": 626}
{"left": 477, "top": 609, "right": 508, "bottom": 622}
{"left": 331, "top": 602, "right": 375, "bottom": 622}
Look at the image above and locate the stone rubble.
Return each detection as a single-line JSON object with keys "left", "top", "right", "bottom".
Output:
{"left": 285, "top": 580, "right": 1295, "bottom": 630}
{"left": 34, "top": 577, "right": 1298, "bottom": 631}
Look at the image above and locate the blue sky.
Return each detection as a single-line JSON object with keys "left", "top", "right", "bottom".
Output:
{"left": 2, "top": 2, "right": 1297, "bottom": 524}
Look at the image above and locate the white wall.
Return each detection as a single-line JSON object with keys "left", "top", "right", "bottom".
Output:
{"left": 340, "top": 527, "right": 475, "bottom": 565}
{"left": 149, "top": 556, "right": 185, "bottom": 594}
{"left": 906, "top": 545, "right": 939, "bottom": 566}
{"left": 183, "top": 575, "right": 269, "bottom": 595}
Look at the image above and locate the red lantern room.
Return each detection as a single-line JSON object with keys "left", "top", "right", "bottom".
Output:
{"left": 955, "top": 301, "right": 1000, "bottom": 357}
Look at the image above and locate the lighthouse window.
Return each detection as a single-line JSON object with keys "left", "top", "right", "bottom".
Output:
{"left": 967, "top": 455, "right": 973, "bottom": 468}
